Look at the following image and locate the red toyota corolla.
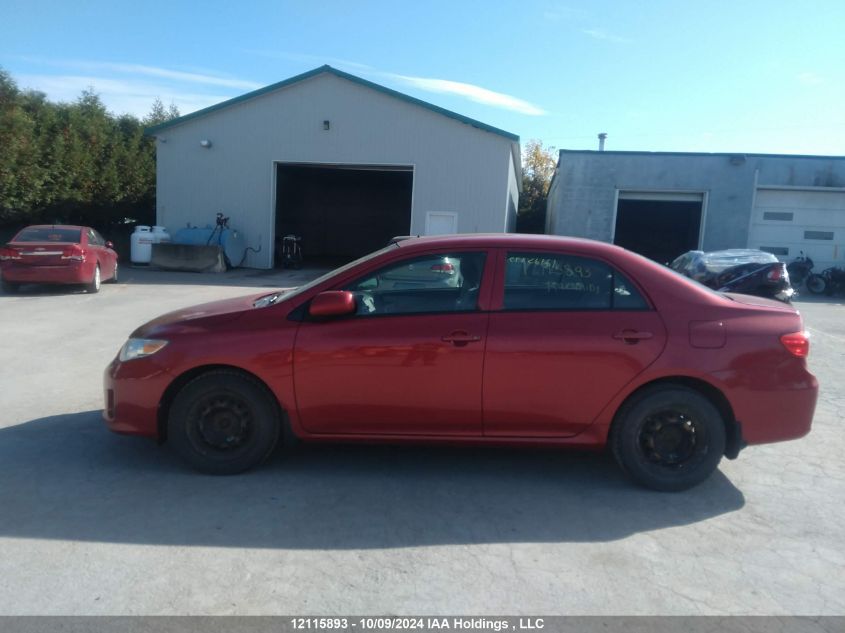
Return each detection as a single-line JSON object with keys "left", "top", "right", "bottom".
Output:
{"left": 1, "top": 225, "right": 119, "bottom": 293}
{"left": 103, "top": 234, "right": 818, "bottom": 491}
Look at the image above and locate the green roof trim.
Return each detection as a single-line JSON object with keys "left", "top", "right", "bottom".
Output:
{"left": 144, "top": 64, "right": 520, "bottom": 141}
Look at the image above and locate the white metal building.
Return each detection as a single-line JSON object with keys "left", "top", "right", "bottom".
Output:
{"left": 146, "top": 65, "right": 522, "bottom": 268}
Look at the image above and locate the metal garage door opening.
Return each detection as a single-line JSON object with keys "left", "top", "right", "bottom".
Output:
{"left": 614, "top": 192, "right": 704, "bottom": 264}
{"left": 275, "top": 163, "right": 413, "bottom": 265}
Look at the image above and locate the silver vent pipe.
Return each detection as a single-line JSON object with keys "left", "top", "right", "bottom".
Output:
{"left": 598, "top": 133, "right": 607, "bottom": 151}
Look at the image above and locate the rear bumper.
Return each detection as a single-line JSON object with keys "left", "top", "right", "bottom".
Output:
{"left": 1, "top": 261, "right": 93, "bottom": 284}
{"left": 719, "top": 369, "right": 818, "bottom": 446}
{"left": 103, "top": 356, "right": 170, "bottom": 438}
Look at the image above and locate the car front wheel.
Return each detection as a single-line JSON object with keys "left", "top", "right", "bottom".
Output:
{"left": 168, "top": 370, "right": 281, "bottom": 475}
{"left": 610, "top": 386, "right": 726, "bottom": 492}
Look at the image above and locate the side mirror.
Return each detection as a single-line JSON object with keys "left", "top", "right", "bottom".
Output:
{"left": 309, "top": 291, "right": 356, "bottom": 317}
{"left": 105, "top": 241, "right": 114, "bottom": 250}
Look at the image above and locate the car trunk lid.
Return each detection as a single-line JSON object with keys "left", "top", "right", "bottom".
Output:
{"left": 723, "top": 292, "right": 798, "bottom": 312}
{"left": 3, "top": 242, "right": 86, "bottom": 266}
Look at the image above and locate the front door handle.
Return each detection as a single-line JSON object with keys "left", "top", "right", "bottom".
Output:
{"left": 442, "top": 331, "right": 482, "bottom": 346}
{"left": 613, "top": 330, "right": 653, "bottom": 344}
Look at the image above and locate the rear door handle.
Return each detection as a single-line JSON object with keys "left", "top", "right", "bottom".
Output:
{"left": 613, "top": 330, "right": 653, "bottom": 344}
{"left": 442, "top": 331, "right": 482, "bottom": 346}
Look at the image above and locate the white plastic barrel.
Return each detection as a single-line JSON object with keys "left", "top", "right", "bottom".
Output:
{"left": 130, "top": 225, "right": 153, "bottom": 264}
{"left": 151, "top": 225, "right": 171, "bottom": 244}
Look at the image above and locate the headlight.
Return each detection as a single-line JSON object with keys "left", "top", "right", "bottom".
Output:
{"left": 119, "top": 338, "right": 168, "bottom": 362}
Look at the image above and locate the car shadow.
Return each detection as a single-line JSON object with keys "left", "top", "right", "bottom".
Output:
{"left": 0, "top": 411, "right": 745, "bottom": 549}
{"left": 1, "top": 283, "right": 93, "bottom": 296}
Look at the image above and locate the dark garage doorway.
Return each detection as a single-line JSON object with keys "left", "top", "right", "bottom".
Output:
{"left": 614, "top": 197, "right": 703, "bottom": 264}
{"left": 275, "top": 163, "right": 413, "bottom": 264}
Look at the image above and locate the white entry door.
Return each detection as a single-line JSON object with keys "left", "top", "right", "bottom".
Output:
{"left": 425, "top": 211, "right": 458, "bottom": 235}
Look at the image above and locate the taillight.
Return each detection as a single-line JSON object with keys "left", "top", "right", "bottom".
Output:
{"left": 430, "top": 263, "right": 455, "bottom": 274}
{"left": 0, "top": 247, "right": 21, "bottom": 261}
{"left": 780, "top": 331, "right": 809, "bottom": 358}
{"left": 767, "top": 265, "right": 783, "bottom": 282}
{"left": 61, "top": 245, "right": 85, "bottom": 261}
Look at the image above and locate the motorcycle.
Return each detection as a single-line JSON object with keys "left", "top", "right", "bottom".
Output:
{"left": 786, "top": 251, "right": 815, "bottom": 287}
{"left": 807, "top": 266, "right": 845, "bottom": 296}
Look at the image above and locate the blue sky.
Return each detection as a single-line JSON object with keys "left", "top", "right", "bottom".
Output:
{"left": 1, "top": 0, "right": 843, "bottom": 155}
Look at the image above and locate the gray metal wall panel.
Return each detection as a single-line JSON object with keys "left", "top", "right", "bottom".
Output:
{"left": 154, "top": 73, "right": 516, "bottom": 268}
{"left": 547, "top": 152, "right": 845, "bottom": 253}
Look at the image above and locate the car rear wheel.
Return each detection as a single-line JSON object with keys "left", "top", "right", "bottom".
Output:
{"left": 1, "top": 279, "right": 19, "bottom": 294}
{"left": 86, "top": 265, "right": 101, "bottom": 293}
{"left": 108, "top": 262, "right": 118, "bottom": 283}
{"left": 168, "top": 370, "right": 281, "bottom": 475}
{"left": 610, "top": 386, "right": 726, "bottom": 492}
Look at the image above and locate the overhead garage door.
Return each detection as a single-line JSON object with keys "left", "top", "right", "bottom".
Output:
{"left": 613, "top": 191, "right": 704, "bottom": 264}
{"left": 275, "top": 163, "right": 413, "bottom": 264}
{"left": 749, "top": 188, "right": 845, "bottom": 269}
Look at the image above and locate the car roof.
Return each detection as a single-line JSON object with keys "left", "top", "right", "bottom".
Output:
{"left": 395, "top": 233, "right": 617, "bottom": 253}
{"left": 392, "top": 233, "right": 731, "bottom": 306}
{"left": 20, "top": 225, "right": 88, "bottom": 230}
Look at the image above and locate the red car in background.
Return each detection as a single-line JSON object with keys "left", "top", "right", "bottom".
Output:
{"left": 0, "top": 225, "right": 118, "bottom": 293}
{"left": 103, "top": 234, "right": 817, "bottom": 491}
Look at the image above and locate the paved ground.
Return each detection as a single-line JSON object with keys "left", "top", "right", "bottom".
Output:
{"left": 0, "top": 269, "right": 843, "bottom": 615}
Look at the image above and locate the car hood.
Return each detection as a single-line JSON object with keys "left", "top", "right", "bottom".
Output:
{"left": 131, "top": 291, "right": 284, "bottom": 337}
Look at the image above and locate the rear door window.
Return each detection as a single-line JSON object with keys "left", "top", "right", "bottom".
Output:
{"left": 503, "top": 252, "right": 648, "bottom": 311}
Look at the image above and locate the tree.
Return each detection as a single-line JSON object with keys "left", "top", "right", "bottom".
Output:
{"left": 143, "top": 98, "right": 180, "bottom": 126}
{"left": 0, "top": 65, "right": 163, "bottom": 230}
{"left": 516, "top": 139, "right": 557, "bottom": 234}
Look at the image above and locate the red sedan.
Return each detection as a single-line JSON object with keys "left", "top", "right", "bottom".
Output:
{"left": 1, "top": 225, "right": 118, "bottom": 293}
{"left": 103, "top": 234, "right": 817, "bottom": 491}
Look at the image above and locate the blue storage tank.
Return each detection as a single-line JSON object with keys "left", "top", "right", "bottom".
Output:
{"left": 173, "top": 226, "right": 247, "bottom": 267}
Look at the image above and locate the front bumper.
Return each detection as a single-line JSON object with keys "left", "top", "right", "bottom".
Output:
{"left": 103, "top": 356, "right": 171, "bottom": 438}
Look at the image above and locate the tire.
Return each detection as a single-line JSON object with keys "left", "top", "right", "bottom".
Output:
{"left": 2, "top": 279, "right": 19, "bottom": 294}
{"left": 86, "top": 264, "right": 101, "bottom": 293}
{"left": 108, "top": 261, "right": 118, "bottom": 283}
{"left": 610, "top": 386, "right": 726, "bottom": 492}
{"left": 167, "top": 370, "right": 281, "bottom": 475}
{"left": 806, "top": 274, "right": 827, "bottom": 295}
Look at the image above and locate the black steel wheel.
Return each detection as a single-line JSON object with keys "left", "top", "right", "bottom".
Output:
{"left": 611, "top": 386, "right": 726, "bottom": 491}
{"left": 806, "top": 274, "right": 827, "bottom": 295}
{"left": 168, "top": 370, "right": 281, "bottom": 475}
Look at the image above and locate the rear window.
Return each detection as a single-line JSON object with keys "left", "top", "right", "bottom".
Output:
{"left": 14, "top": 227, "right": 82, "bottom": 243}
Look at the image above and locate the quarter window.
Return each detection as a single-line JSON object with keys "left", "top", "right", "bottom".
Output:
{"left": 503, "top": 252, "right": 648, "bottom": 311}
{"left": 344, "top": 252, "right": 487, "bottom": 316}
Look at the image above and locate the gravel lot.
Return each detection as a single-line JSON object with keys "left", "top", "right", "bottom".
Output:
{"left": 0, "top": 269, "right": 843, "bottom": 615}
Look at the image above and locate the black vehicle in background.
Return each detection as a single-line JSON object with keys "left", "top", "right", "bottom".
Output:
{"left": 670, "top": 249, "right": 794, "bottom": 303}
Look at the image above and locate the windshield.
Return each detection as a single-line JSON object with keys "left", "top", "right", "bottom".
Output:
{"left": 277, "top": 244, "right": 399, "bottom": 302}
{"left": 13, "top": 227, "right": 82, "bottom": 243}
